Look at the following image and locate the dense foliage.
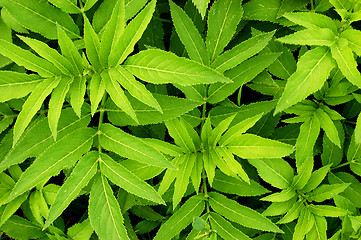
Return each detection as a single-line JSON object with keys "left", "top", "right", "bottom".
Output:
{"left": 0, "top": 0, "right": 361, "bottom": 239}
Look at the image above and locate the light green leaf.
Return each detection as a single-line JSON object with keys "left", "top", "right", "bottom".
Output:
{"left": 89, "top": 73, "right": 105, "bottom": 116}
{"left": 173, "top": 153, "right": 196, "bottom": 208}
{"left": 106, "top": 93, "right": 202, "bottom": 126}
{"left": 283, "top": 12, "right": 338, "bottom": 33}
{"left": 108, "top": 0, "right": 156, "bottom": 66}
{"left": 165, "top": 118, "right": 197, "bottom": 152}
{"left": 278, "top": 200, "right": 304, "bottom": 224}
{"left": 7, "top": 127, "right": 95, "bottom": 202}
{"left": 306, "top": 215, "right": 327, "bottom": 240}
{"left": 212, "top": 170, "right": 269, "bottom": 196}
{"left": 18, "top": 35, "right": 73, "bottom": 76}
{"left": 329, "top": 0, "right": 352, "bottom": 10}
{"left": 206, "top": 0, "right": 243, "bottom": 62}
{"left": 275, "top": 47, "right": 335, "bottom": 114}
{"left": 48, "top": 0, "right": 81, "bottom": 14}
{"left": 83, "top": 0, "right": 99, "bottom": 11}
{"left": 67, "top": 219, "right": 93, "bottom": 240}
{"left": 191, "top": 0, "right": 210, "bottom": 19}
{"left": 227, "top": 134, "right": 294, "bottom": 159}
{"left": 89, "top": 173, "right": 130, "bottom": 240}
{"left": 44, "top": 151, "right": 98, "bottom": 229}
{"left": 69, "top": 76, "right": 86, "bottom": 118}
{"left": 207, "top": 53, "right": 280, "bottom": 104}
{"left": 99, "top": 153, "right": 164, "bottom": 204}
{"left": 262, "top": 198, "right": 296, "bottom": 217}
{"left": 141, "top": 138, "right": 183, "bottom": 157}
{"left": 321, "top": 121, "right": 344, "bottom": 167}
{"left": 124, "top": 49, "right": 231, "bottom": 86}
{"left": 157, "top": 156, "right": 183, "bottom": 196}
{"left": 84, "top": 16, "right": 102, "bottom": 71}
{"left": 315, "top": 108, "right": 340, "bottom": 147}
{"left": 0, "top": 40, "right": 61, "bottom": 77}
{"left": 208, "top": 192, "right": 282, "bottom": 233}
{"left": 170, "top": 0, "right": 209, "bottom": 66}
{"left": 57, "top": 25, "right": 83, "bottom": 75}
{"left": 13, "top": 78, "right": 60, "bottom": 146}
{"left": 0, "top": 109, "right": 91, "bottom": 172}
{"left": 209, "top": 114, "right": 236, "bottom": 147}
{"left": 302, "top": 165, "right": 331, "bottom": 193}
{"left": 48, "top": 77, "right": 72, "bottom": 140}
{"left": 330, "top": 38, "right": 361, "bottom": 89}
{"left": 309, "top": 204, "right": 347, "bottom": 217}
{"left": 109, "top": 66, "right": 161, "bottom": 112}
{"left": 0, "top": 216, "right": 46, "bottom": 240}
{"left": 276, "top": 0, "right": 308, "bottom": 19}
{"left": 261, "top": 188, "right": 296, "bottom": 202}
{"left": 308, "top": 184, "right": 349, "bottom": 202}
{"left": 340, "top": 29, "right": 361, "bottom": 56}
{"left": 293, "top": 208, "right": 314, "bottom": 240}
{"left": 248, "top": 158, "right": 294, "bottom": 189}
{"left": 277, "top": 28, "right": 336, "bottom": 46}
{"left": 0, "top": 71, "right": 42, "bottom": 102}
{"left": 98, "top": 0, "right": 125, "bottom": 68}
{"left": 101, "top": 69, "right": 138, "bottom": 123}
{"left": 99, "top": 123, "right": 173, "bottom": 169}
{"left": 191, "top": 152, "right": 202, "bottom": 193}
{"left": 219, "top": 114, "right": 263, "bottom": 146}
{"left": 154, "top": 194, "right": 205, "bottom": 240}
{"left": 209, "top": 212, "right": 251, "bottom": 240}
{"left": 0, "top": 193, "right": 28, "bottom": 226}
{"left": 0, "top": 0, "right": 80, "bottom": 39}
{"left": 212, "top": 31, "right": 275, "bottom": 73}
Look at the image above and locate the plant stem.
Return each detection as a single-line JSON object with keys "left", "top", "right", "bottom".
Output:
{"left": 310, "top": 0, "right": 314, "bottom": 10}
{"left": 97, "top": 94, "right": 107, "bottom": 153}
{"left": 331, "top": 161, "right": 353, "bottom": 170}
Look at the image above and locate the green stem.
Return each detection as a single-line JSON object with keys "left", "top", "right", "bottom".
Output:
{"left": 331, "top": 161, "right": 352, "bottom": 171}
{"left": 97, "top": 94, "right": 107, "bottom": 153}
{"left": 310, "top": 0, "right": 314, "bottom": 10}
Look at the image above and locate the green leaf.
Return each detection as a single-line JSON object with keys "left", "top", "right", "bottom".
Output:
{"left": 170, "top": 0, "right": 209, "bottom": 66}
{"left": 219, "top": 114, "right": 263, "bottom": 146}
{"left": 57, "top": 25, "right": 83, "bottom": 75}
{"left": 308, "top": 184, "right": 349, "bottom": 202}
{"left": 315, "top": 108, "right": 340, "bottom": 147}
{"left": 0, "top": 216, "right": 46, "bottom": 240}
{"left": 227, "top": 134, "right": 294, "bottom": 159}
{"left": 89, "top": 73, "right": 105, "bottom": 116}
{"left": 18, "top": 35, "right": 73, "bottom": 76}
{"left": 109, "top": 66, "right": 161, "bottom": 112}
{"left": 275, "top": 47, "right": 335, "bottom": 114}
{"left": 7, "top": 127, "right": 95, "bottom": 202}
{"left": 98, "top": 0, "right": 125, "bottom": 68}
{"left": 306, "top": 215, "right": 327, "bottom": 240}
{"left": 124, "top": 49, "right": 231, "bottom": 86}
{"left": 0, "top": 0, "right": 80, "bottom": 39}
{"left": 308, "top": 204, "right": 347, "bottom": 217}
{"left": 206, "top": 0, "right": 243, "bottom": 61}
{"left": 293, "top": 208, "right": 314, "bottom": 240}
{"left": 108, "top": 0, "right": 156, "bottom": 67}
{"left": 99, "top": 123, "right": 174, "bottom": 169}
{"left": 207, "top": 53, "right": 280, "bottom": 104}
{"left": 67, "top": 219, "right": 93, "bottom": 240}
{"left": 321, "top": 121, "right": 344, "bottom": 167}
{"left": 106, "top": 93, "right": 202, "bottom": 126}
{"left": 329, "top": 0, "right": 352, "bottom": 10}
{"left": 0, "top": 71, "right": 42, "bottom": 102}
{"left": 212, "top": 170, "right": 269, "bottom": 196}
{"left": 212, "top": 31, "right": 275, "bottom": 73}
{"left": 48, "top": 77, "right": 72, "bottom": 140}
{"left": 277, "top": 28, "right": 336, "bottom": 46}
{"left": 89, "top": 173, "right": 130, "bottom": 240}
{"left": 69, "top": 76, "right": 87, "bottom": 118}
{"left": 276, "top": 0, "right": 308, "bottom": 19}
{"left": 0, "top": 193, "right": 28, "bottom": 226}
{"left": 302, "top": 165, "right": 331, "bottom": 193}
{"left": 328, "top": 172, "right": 361, "bottom": 208}
{"left": 340, "top": 29, "right": 361, "bottom": 56}
{"left": 84, "top": 16, "right": 102, "bottom": 71}
{"left": 209, "top": 212, "right": 251, "bottom": 240}
{"left": 173, "top": 153, "right": 196, "bottom": 208}
{"left": 48, "top": 0, "right": 81, "bottom": 13}
{"left": 154, "top": 194, "right": 205, "bottom": 240}
{"left": 243, "top": 0, "right": 280, "bottom": 22}
{"left": 165, "top": 118, "right": 197, "bottom": 152}
{"left": 208, "top": 192, "right": 282, "bottom": 233}
{"left": 278, "top": 200, "right": 304, "bottom": 224}
{"left": 0, "top": 109, "right": 91, "bottom": 172}
{"left": 330, "top": 38, "right": 361, "bottom": 89}
{"left": 44, "top": 151, "right": 98, "bottom": 229}
{"left": 13, "top": 78, "right": 60, "bottom": 146}
{"left": 248, "top": 158, "right": 294, "bottom": 189}
{"left": 283, "top": 12, "right": 338, "bottom": 33}
{"left": 209, "top": 114, "right": 236, "bottom": 147}
{"left": 261, "top": 188, "right": 296, "bottom": 202}
{"left": 191, "top": 0, "right": 210, "bottom": 18}
{"left": 0, "top": 40, "right": 61, "bottom": 77}
{"left": 101, "top": 69, "right": 138, "bottom": 123}
{"left": 99, "top": 153, "right": 164, "bottom": 204}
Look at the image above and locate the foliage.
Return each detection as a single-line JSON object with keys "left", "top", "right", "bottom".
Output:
{"left": 0, "top": 0, "right": 361, "bottom": 239}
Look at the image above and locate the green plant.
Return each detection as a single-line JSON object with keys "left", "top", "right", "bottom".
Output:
{"left": 0, "top": 0, "right": 361, "bottom": 239}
